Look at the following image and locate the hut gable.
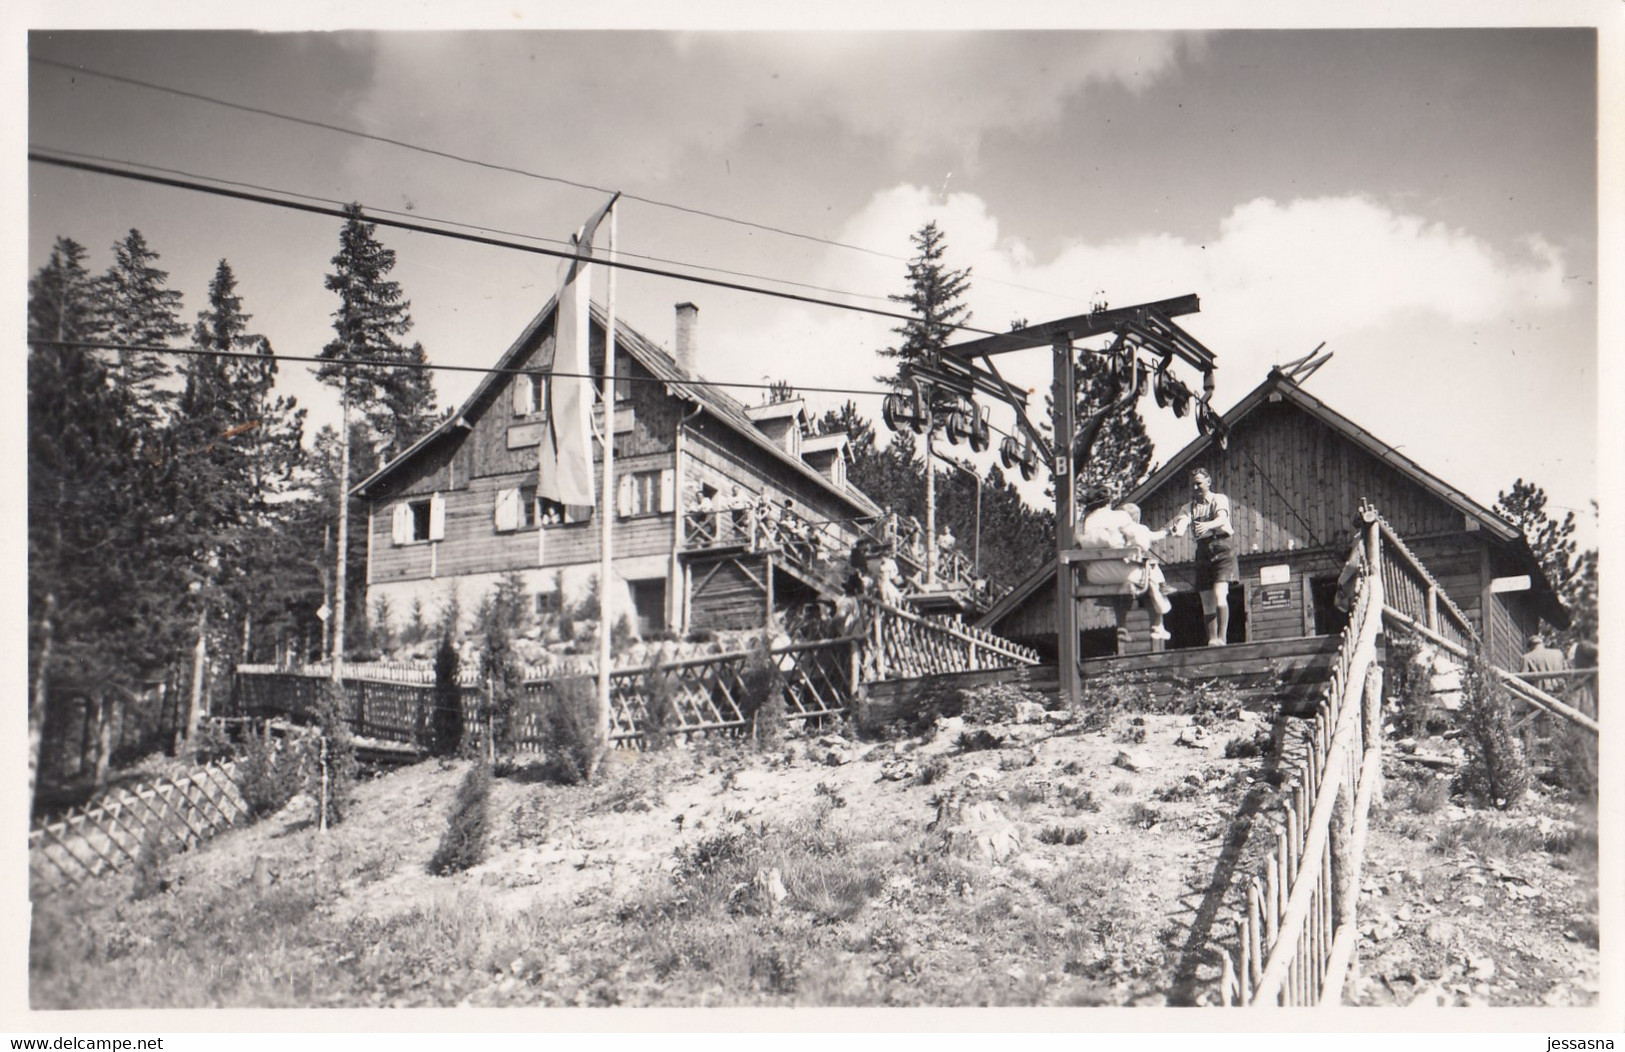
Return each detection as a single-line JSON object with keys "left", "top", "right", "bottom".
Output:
{"left": 979, "top": 368, "right": 1565, "bottom": 665}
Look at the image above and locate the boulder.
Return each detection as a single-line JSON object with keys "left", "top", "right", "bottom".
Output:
{"left": 1012, "top": 701, "right": 1048, "bottom": 724}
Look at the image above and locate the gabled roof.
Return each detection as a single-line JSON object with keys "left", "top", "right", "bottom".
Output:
{"left": 354, "top": 298, "right": 881, "bottom": 518}
{"left": 744, "top": 398, "right": 808, "bottom": 425}
{"left": 801, "top": 432, "right": 852, "bottom": 463}
{"left": 978, "top": 368, "right": 1567, "bottom": 632}
{"left": 1123, "top": 369, "right": 1523, "bottom": 542}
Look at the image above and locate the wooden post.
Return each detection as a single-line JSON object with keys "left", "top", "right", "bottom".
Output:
{"left": 1425, "top": 584, "right": 1438, "bottom": 633}
{"left": 1053, "top": 336, "right": 1079, "bottom": 709}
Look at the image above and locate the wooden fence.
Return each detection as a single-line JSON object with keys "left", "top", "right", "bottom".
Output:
{"left": 30, "top": 759, "right": 251, "bottom": 891}
{"left": 1220, "top": 518, "right": 1387, "bottom": 1006}
{"left": 865, "top": 601, "right": 1041, "bottom": 681}
{"left": 234, "top": 606, "right": 1039, "bottom": 751}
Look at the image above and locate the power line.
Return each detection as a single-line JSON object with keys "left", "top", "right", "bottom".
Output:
{"left": 36, "top": 145, "right": 904, "bottom": 310}
{"left": 28, "top": 337, "right": 1044, "bottom": 448}
{"left": 27, "top": 337, "right": 899, "bottom": 399}
{"left": 31, "top": 55, "right": 1093, "bottom": 310}
{"left": 30, "top": 149, "right": 1007, "bottom": 338}
{"left": 31, "top": 55, "right": 902, "bottom": 262}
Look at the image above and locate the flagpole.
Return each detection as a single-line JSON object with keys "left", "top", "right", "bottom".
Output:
{"left": 596, "top": 201, "right": 618, "bottom": 766}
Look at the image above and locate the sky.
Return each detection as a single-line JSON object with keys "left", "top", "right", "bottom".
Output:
{"left": 20, "top": 16, "right": 1614, "bottom": 551}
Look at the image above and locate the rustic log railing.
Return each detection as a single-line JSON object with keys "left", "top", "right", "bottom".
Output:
{"left": 1373, "top": 518, "right": 1477, "bottom": 653}
{"left": 1368, "top": 517, "right": 1597, "bottom": 737}
{"left": 29, "top": 759, "right": 251, "bottom": 891}
{"left": 861, "top": 598, "right": 1041, "bottom": 682}
{"left": 1221, "top": 519, "right": 1386, "bottom": 1006}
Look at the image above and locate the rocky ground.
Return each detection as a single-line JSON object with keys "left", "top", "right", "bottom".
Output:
{"left": 29, "top": 686, "right": 1599, "bottom": 1011}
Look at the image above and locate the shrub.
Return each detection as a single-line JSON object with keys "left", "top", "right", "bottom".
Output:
{"left": 130, "top": 825, "right": 176, "bottom": 901}
{"left": 1456, "top": 653, "right": 1529, "bottom": 810}
{"left": 428, "top": 763, "right": 493, "bottom": 876}
{"left": 1223, "top": 730, "right": 1273, "bottom": 760}
{"left": 740, "top": 638, "right": 787, "bottom": 745}
{"left": 1056, "top": 782, "right": 1100, "bottom": 813}
{"left": 1036, "top": 824, "right": 1089, "bottom": 846}
{"left": 540, "top": 676, "right": 603, "bottom": 785}
{"left": 1385, "top": 628, "right": 1438, "bottom": 737}
{"left": 311, "top": 683, "right": 358, "bottom": 828}
{"left": 915, "top": 757, "right": 950, "bottom": 786}
{"left": 955, "top": 728, "right": 1003, "bottom": 753}
{"left": 640, "top": 664, "right": 677, "bottom": 752}
{"left": 190, "top": 719, "right": 235, "bottom": 765}
{"left": 1074, "top": 669, "right": 1156, "bottom": 731}
{"left": 430, "top": 632, "right": 464, "bottom": 758}
{"left": 235, "top": 729, "right": 304, "bottom": 819}
{"left": 1548, "top": 717, "right": 1598, "bottom": 802}
{"left": 1407, "top": 776, "right": 1450, "bottom": 814}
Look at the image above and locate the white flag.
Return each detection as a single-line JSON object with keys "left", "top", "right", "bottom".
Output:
{"left": 538, "top": 193, "right": 619, "bottom": 507}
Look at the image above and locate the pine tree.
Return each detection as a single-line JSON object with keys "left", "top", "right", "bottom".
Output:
{"left": 28, "top": 237, "right": 108, "bottom": 347}
{"left": 1494, "top": 479, "right": 1593, "bottom": 645}
{"left": 879, "top": 222, "right": 973, "bottom": 583}
{"left": 29, "top": 242, "right": 183, "bottom": 804}
{"left": 315, "top": 204, "right": 431, "bottom": 671}
{"left": 1044, "top": 348, "right": 1156, "bottom": 503}
{"left": 101, "top": 229, "right": 186, "bottom": 420}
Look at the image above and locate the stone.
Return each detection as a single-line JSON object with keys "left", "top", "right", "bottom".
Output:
{"left": 1175, "top": 726, "right": 1206, "bottom": 748}
{"left": 1468, "top": 956, "right": 1497, "bottom": 980}
{"left": 1013, "top": 701, "right": 1048, "bottom": 724}
{"left": 1408, "top": 984, "right": 1452, "bottom": 1008}
{"left": 1424, "top": 921, "right": 1454, "bottom": 943}
{"left": 1396, "top": 906, "right": 1414, "bottom": 923}
{"left": 1461, "top": 894, "right": 1486, "bottom": 909}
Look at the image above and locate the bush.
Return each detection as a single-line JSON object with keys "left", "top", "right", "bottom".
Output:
{"left": 430, "top": 632, "right": 464, "bottom": 758}
{"left": 1385, "top": 628, "right": 1438, "bottom": 737}
{"left": 311, "top": 683, "right": 358, "bottom": 828}
{"left": 740, "top": 638, "right": 787, "bottom": 745}
{"left": 428, "top": 762, "right": 493, "bottom": 875}
{"left": 235, "top": 729, "right": 305, "bottom": 820}
{"left": 1456, "top": 653, "right": 1529, "bottom": 810}
{"left": 540, "top": 677, "right": 603, "bottom": 785}
{"left": 1549, "top": 717, "right": 1598, "bottom": 802}
{"left": 130, "top": 825, "right": 176, "bottom": 900}
{"left": 640, "top": 664, "right": 677, "bottom": 751}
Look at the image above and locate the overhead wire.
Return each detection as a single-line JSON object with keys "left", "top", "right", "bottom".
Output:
{"left": 30, "top": 149, "right": 1008, "bottom": 338}
{"left": 28, "top": 336, "right": 1049, "bottom": 451}
{"left": 30, "top": 55, "right": 1091, "bottom": 310}
{"left": 35, "top": 145, "right": 904, "bottom": 309}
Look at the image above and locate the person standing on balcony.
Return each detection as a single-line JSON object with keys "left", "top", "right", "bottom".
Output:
{"left": 1167, "top": 467, "right": 1238, "bottom": 646}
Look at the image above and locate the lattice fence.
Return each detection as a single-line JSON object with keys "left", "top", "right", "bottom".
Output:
{"left": 30, "top": 760, "right": 250, "bottom": 891}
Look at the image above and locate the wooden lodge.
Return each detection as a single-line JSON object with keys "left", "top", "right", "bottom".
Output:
{"left": 979, "top": 367, "right": 1567, "bottom": 682}
{"left": 354, "top": 300, "right": 883, "bottom": 639}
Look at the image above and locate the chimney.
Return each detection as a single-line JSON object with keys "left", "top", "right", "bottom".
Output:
{"left": 674, "top": 302, "right": 699, "bottom": 375}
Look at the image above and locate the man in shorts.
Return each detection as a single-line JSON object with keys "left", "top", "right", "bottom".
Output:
{"left": 1168, "top": 467, "right": 1239, "bottom": 646}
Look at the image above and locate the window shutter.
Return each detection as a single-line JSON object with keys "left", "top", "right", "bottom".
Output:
{"left": 391, "top": 503, "right": 411, "bottom": 545}
{"left": 659, "top": 469, "right": 676, "bottom": 513}
{"left": 617, "top": 473, "right": 635, "bottom": 518}
{"left": 494, "top": 488, "right": 520, "bottom": 532}
{"left": 512, "top": 375, "right": 533, "bottom": 415}
{"left": 429, "top": 493, "right": 446, "bottom": 541}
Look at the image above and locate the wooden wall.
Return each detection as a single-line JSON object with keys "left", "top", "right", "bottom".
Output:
{"left": 1137, "top": 402, "right": 1465, "bottom": 566}
{"left": 369, "top": 451, "right": 678, "bottom": 587}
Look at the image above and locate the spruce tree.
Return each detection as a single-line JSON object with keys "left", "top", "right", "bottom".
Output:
{"left": 101, "top": 229, "right": 187, "bottom": 421}
{"left": 879, "top": 222, "right": 973, "bottom": 583}
{"left": 1494, "top": 480, "right": 1596, "bottom": 651}
{"left": 315, "top": 204, "right": 430, "bottom": 672}
{"left": 1044, "top": 348, "right": 1156, "bottom": 504}
{"left": 29, "top": 241, "right": 180, "bottom": 803}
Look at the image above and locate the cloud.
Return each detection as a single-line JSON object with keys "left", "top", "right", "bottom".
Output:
{"left": 701, "top": 185, "right": 1586, "bottom": 515}
{"left": 348, "top": 32, "right": 1203, "bottom": 190}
